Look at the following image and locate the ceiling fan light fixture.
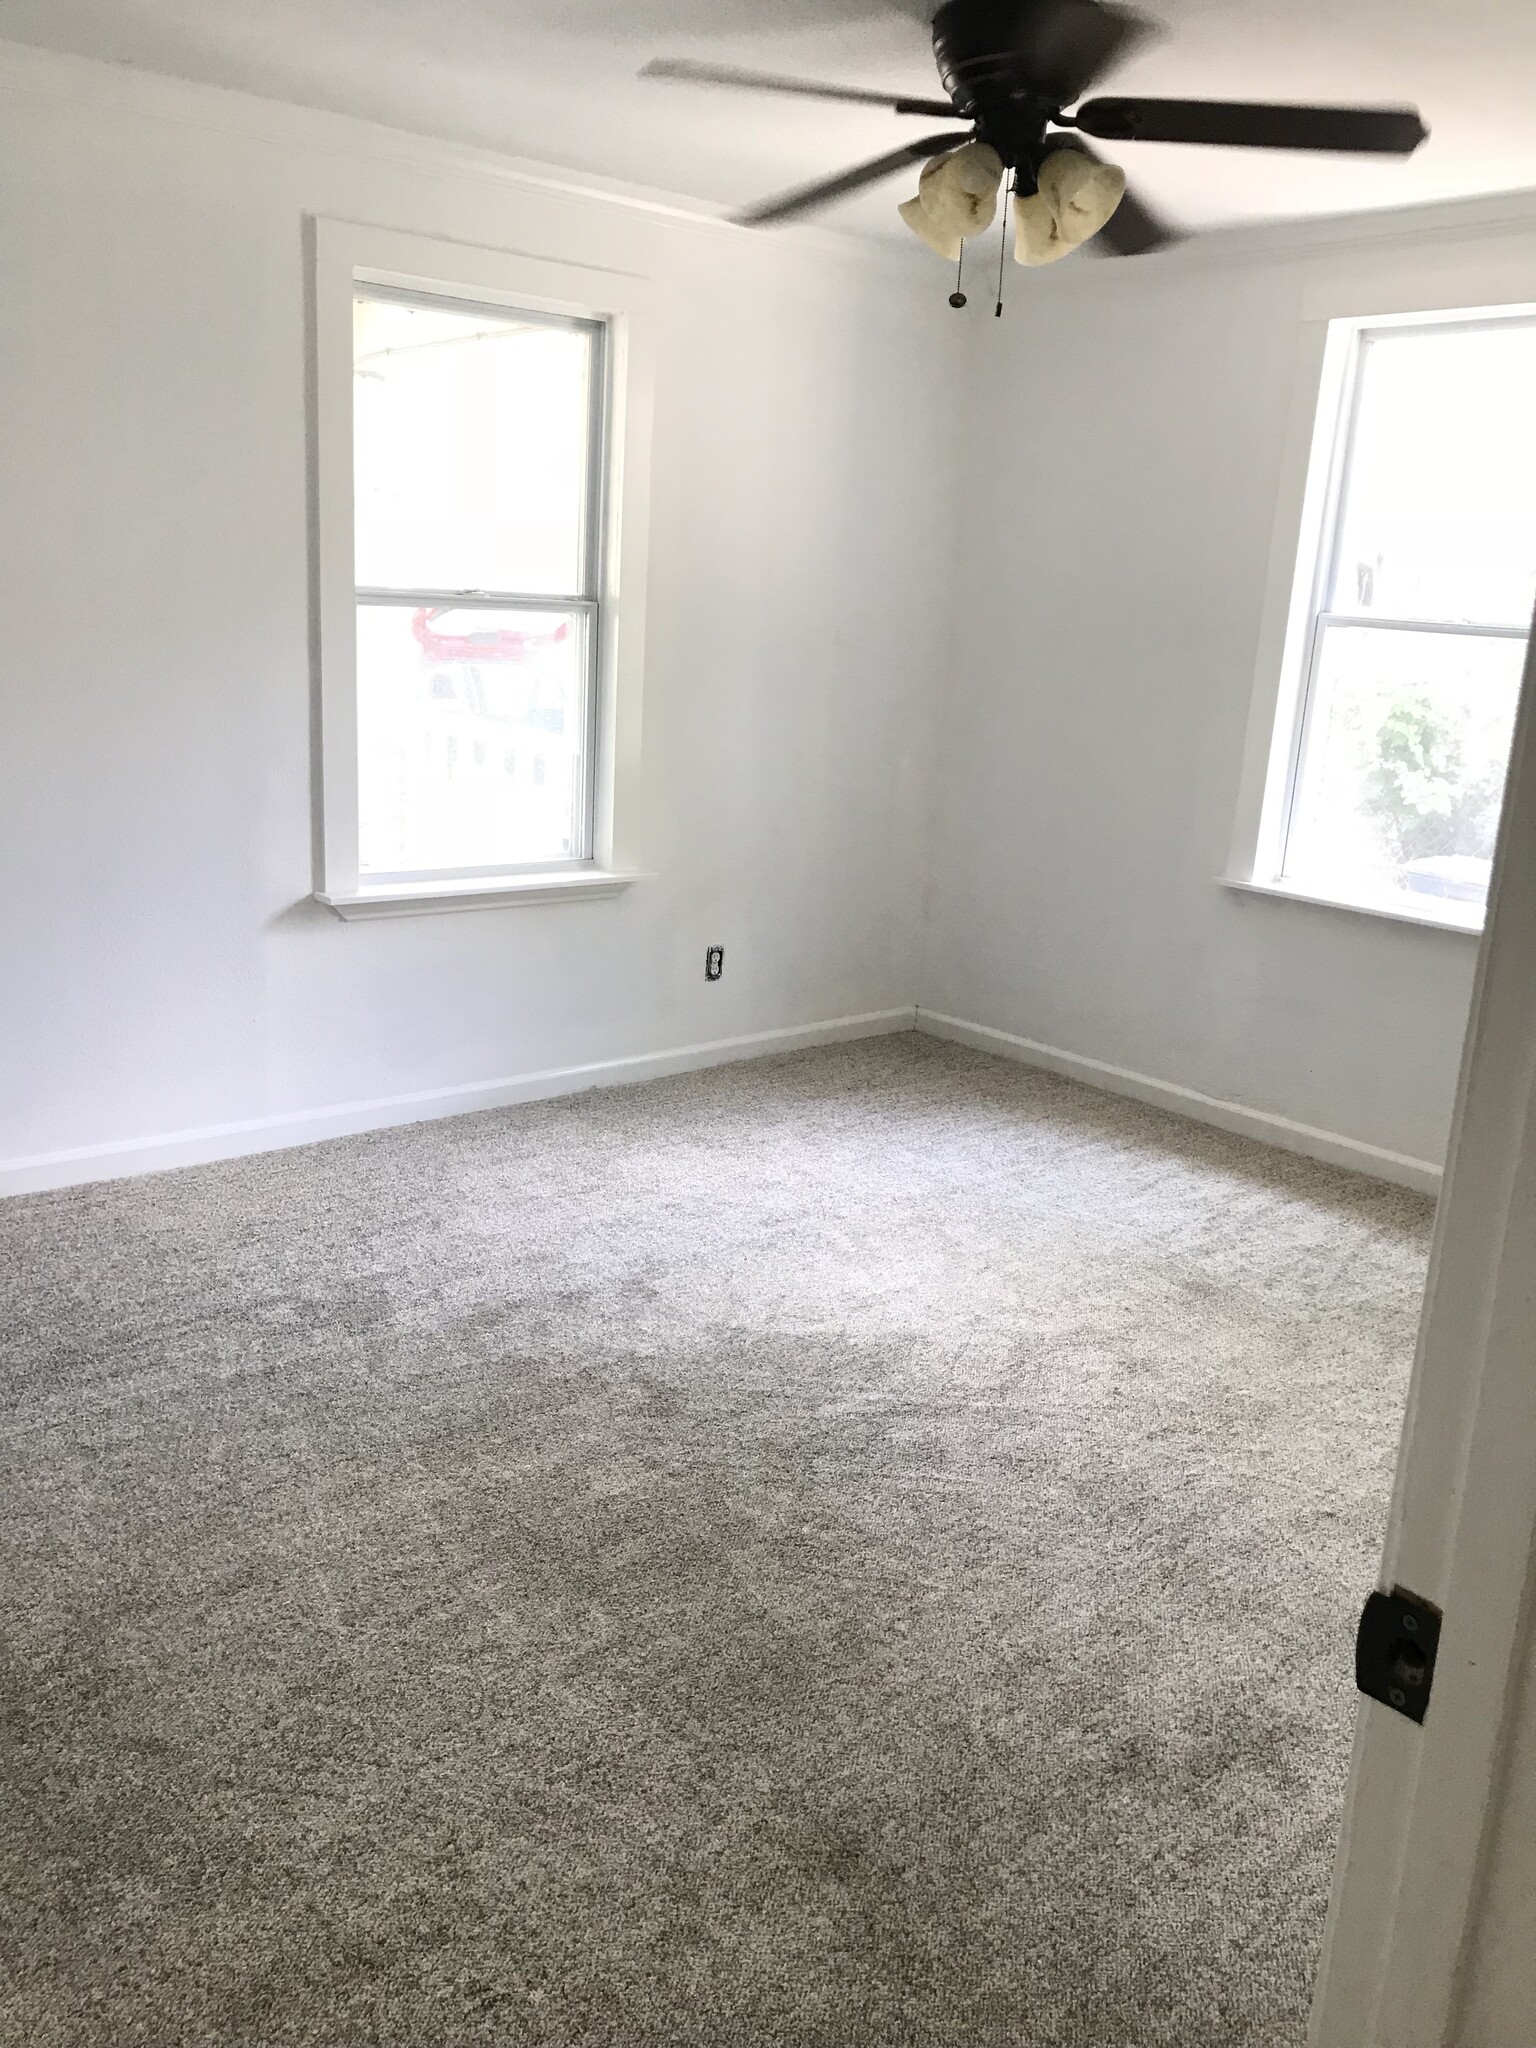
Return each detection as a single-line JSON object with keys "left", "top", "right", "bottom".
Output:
{"left": 898, "top": 141, "right": 1005, "bottom": 259}
{"left": 649, "top": 0, "right": 1427, "bottom": 259}
{"left": 1014, "top": 147, "right": 1127, "bottom": 263}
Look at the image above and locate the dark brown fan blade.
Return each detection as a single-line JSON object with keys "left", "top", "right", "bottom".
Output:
{"left": 1071, "top": 96, "right": 1428, "bottom": 154}
{"left": 641, "top": 59, "right": 955, "bottom": 119}
{"left": 1047, "top": 137, "right": 1180, "bottom": 255}
{"left": 1092, "top": 179, "right": 1179, "bottom": 254}
{"left": 734, "top": 133, "right": 971, "bottom": 226}
{"left": 933, "top": 0, "right": 1153, "bottom": 108}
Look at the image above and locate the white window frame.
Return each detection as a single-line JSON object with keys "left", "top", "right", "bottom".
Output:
{"left": 1227, "top": 286, "right": 1536, "bottom": 938}
{"left": 309, "top": 218, "right": 654, "bottom": 918}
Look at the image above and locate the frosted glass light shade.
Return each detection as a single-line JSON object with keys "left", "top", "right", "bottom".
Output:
{"left": 1014, "top": 149, "right": 1126, "bottom": 265}
{"left": 898, "top": 143, "right": 1005, "bottom": 261}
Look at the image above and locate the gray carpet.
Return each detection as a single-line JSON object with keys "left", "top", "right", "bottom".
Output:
{"left": 0, "top": 1035, "right": 1432, "bottom": 2048}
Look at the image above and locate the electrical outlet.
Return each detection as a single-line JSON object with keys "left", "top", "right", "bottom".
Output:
{"left": 705, "top": 945, "right": 724, "bottom": 982}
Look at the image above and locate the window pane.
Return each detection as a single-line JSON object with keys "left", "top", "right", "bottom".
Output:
{"left": 1283, "top": 624, "right": 1522, "bottom": 915}
{"left": 1329, "top": 320, "right": 1536, "bottom": 628}
{"left": 356, "top": 604, "right": 589, "bottom": 876}
{"left": 353, "top": 294, "right": 595, "bottom": 597}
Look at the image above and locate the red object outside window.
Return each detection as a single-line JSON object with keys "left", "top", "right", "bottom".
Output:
{"left": 410, "top": 609, "right": 570, "bottom": 663}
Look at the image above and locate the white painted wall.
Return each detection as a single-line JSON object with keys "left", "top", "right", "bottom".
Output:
{"left": 921, "top": 199, "right": 1536, "bottom": 1172}
{"left": 3, "top": 38, "right": 1532, "bottom": 1198}
{"left": 0, "top": 43, "right": 959, "bottom": 1186}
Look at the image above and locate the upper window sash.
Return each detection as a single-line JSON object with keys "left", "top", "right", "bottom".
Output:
{"left": 1314, "top": 315, "right": 1536, "bottom": 638}
{"left": 350, "top": 282, "right": 608, "bottom": 608}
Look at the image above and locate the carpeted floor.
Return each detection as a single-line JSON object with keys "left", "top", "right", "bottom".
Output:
{"left": 0, "top": 1035, "right": 1433, "bottom": 2048}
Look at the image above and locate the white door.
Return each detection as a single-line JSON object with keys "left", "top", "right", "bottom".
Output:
{"left": 1310, "top": 617, "right": 1536, "bottom": 2046}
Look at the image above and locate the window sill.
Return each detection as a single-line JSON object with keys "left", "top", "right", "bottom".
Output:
{"left": 316, "top": 870, "right": 643, "bottom": 920}
{"left": 1221, "top": 875, "right": 1484, "bottom": 935}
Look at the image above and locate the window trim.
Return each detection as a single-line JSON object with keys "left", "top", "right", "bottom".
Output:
{"left": 309, "top": 218, "right": 655, "bottom": 917}
{"left": 1227, "top": 290, "right": 1536, "bottom": 938}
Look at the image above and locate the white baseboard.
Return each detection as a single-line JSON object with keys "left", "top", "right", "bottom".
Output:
{"left": 2, "top": 1003, "right": 1444, "bottom": 1200}
{"left": 915, "top": 1008, "right": 1442, "bottom": 1195}
{"left": 0, "top": 1007, "right": 917, "bottom": 1198}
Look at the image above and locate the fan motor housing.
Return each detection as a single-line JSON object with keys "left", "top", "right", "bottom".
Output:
{"left": 932, "top": 0, "right": 1136, "bottom": 167}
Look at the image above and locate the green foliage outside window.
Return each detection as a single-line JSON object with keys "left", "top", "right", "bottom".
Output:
{"left": 1361, "top": 687, "right": 1505, "bottom": 870}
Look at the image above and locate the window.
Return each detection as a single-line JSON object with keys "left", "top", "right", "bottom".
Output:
{"left": 354, "top": 290, "right": 604, "bottom": 879}
{"left": 312, "top": 223, "right": 652, "bottom": 917}
{"left": 1245, "top": 307, "right": 1536, "bottom": 930}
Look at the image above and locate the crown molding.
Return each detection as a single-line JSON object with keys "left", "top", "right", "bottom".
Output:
{"left": 977, "top": 181, "right": 1536, "bottom": 308}
{"left": 0, "top": 32, "right": 923, "bottom": 275}
{"left": 0, "top": 36, "right": 726, "bottom": 224}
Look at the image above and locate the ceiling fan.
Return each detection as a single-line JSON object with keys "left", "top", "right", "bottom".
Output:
{"left": 642, "top": 0, "right": 1428, "bottom": 266}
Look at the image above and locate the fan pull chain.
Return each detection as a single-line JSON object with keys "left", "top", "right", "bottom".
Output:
{"left": 995, "top": 173, "right": 1013, "bottom": 317}
{"left": 949, "top": 241, "right": 967, "bottom": 310}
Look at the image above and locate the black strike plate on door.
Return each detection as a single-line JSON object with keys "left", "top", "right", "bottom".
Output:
{"left": 1356, "top": 1586, "right": 1441, "bottom": 1724}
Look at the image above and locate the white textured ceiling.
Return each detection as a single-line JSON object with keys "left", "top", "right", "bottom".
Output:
{"left": 6, "top": 0, "right": 1536, "bottom": 237}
